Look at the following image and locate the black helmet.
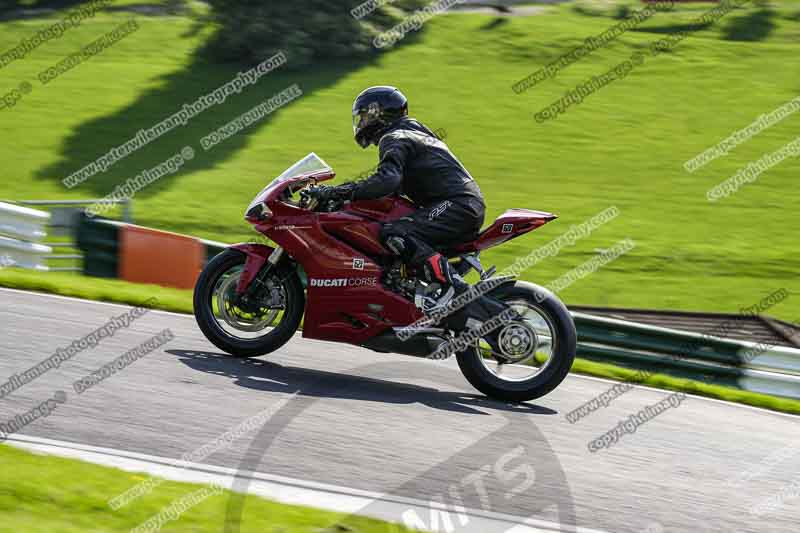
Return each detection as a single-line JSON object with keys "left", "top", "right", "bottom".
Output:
{"left": 352, "top": 86, "right": 408, "bottom": 148}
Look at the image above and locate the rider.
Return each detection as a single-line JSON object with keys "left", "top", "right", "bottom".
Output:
{"left": 313, "top": 85, "right": 485, "bottom": 302}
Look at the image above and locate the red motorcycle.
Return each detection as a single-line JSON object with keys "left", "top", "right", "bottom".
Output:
{"left": 194, "top": 154, "right": 576, "bottom": 401}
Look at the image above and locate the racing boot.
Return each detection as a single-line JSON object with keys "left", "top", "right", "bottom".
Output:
{"left": 422, "top": 253, "right": 465, "bottom": 309}
{"left": 421, "top": 253, "right": 522, "bottom": 358}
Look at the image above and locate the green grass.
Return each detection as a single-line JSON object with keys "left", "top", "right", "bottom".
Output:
{"left": 0, "top": 268, "right": 194, "bottom": 313}
{"left": 0, "top": 1, "right": 799, "bottom": 320}
{"left": 571, "top": 357, "right": 800, "bottom": 415}
{"left": 2, "top": 267, "right": 798, "bottom": 416}
{"left": 0, "top": 443, "right": 420, "bottom": 532}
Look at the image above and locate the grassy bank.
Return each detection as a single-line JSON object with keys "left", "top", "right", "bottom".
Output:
{"left": 0, "top": 443, "right": 419, "bottom": 532}
{"left": 0, "top": 1, "right": 798, "bottom": 318}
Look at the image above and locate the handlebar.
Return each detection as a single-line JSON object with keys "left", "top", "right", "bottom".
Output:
{"left": 299, "top": 185, "right": 318, "bottom": 210}
{"left": 300, "top": 185, "right": 347, "bottom": 213}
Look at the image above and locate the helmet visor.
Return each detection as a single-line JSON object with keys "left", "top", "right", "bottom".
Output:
{"left": 352, "top": 107, "right": 375, "bottom": 136}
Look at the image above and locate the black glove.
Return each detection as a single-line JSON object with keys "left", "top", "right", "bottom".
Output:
{"left": 312, "top": 183, "right": 356, "bottom": 203}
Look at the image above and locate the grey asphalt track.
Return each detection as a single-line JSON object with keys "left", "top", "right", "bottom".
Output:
{"left": 1, "top": 288, "right": 798, "bottom": 532}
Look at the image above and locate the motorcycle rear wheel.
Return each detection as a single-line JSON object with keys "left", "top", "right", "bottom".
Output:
{"left": 455, "top": 281, "right": 576, "bottom": 402}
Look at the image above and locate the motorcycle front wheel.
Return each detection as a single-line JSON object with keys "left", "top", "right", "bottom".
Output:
{"left": 193, "top": 249, "right": 305, "bottom": 357}
{"left": 455, "top": 281, "right": 576, "bottom": 402}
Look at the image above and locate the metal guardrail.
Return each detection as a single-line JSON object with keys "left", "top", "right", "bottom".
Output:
{"left": 1, "top": 199, "right": 133, "bottom": 223}
{"left": 572, "top": 311, "right": 800, "bottom": 399}
{"left": 0, "top": 199, "right": 132, "bottom": 272}
{"left": 0, "top": 202, "right": 52, "bottom": 270}
{"left": 570, "top": 305, "right": 799, "bottom": 348}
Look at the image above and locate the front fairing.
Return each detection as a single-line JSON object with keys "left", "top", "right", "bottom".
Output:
{"left": 246, "top": 169, "right": 335, "bottom": 218}
{"left": 245, "top": 153, "right": 335, "bottom": 221}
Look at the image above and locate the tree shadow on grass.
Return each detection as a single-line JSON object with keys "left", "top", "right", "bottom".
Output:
{"left": 0, "top": 0, "right": 83, "bottom": 21}
{"left": 33, "top": 35, "right": 419, "bottom": 199}
{"left": 721, "top": 7, "right": 776, "bottom": 42}
{"left": 631, "top": 22, "right": 714, "bottom": 35}
{"left": 0, "top": 0, "right": 189, "bottom": 21}
{"left": 480, "top": 17, "right": 509, "bottom": 31}
{"left": 629, "top": 6, "right": 776, "bottom": 42}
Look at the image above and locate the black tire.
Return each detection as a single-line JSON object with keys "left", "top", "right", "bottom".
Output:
{"left": 455, "top": 281, "right": 576, "bottom": 402}
{"left": 193, "top": 249, "right": 305, "bottom": 358}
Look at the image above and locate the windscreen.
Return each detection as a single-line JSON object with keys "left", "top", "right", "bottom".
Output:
{"left": 273, "top": 153, "right": 331, "bottom": 183}
{"left": 246, "top": 153, "right": 333, "bottom": 216}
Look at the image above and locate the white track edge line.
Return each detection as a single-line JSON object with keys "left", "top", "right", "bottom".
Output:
{"left": 5, "top": 433, "right": 607, "bottom": 533}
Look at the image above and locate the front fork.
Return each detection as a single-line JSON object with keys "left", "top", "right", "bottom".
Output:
{"left": 233, "top": 245, "right": 287, "bottom": 312}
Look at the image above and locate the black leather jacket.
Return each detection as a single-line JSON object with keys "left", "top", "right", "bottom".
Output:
{"left": 346, "top": 118, "right": 484, "bottom": 208}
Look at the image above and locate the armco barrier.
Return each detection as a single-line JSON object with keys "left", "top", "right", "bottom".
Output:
{"left": 0, "top": 202, "right": 52, "bottom": 270}
{"left": 573, "top": 312, "right": 800, "bottom": 399}
{"left": 574, "top": 312, "right": 744, "bottom": 366}
{"left": 0, "top": 198, "right": 135, "bottom": 272}
{"left": 570, "top": 305, "right": 798, "bottom": 348}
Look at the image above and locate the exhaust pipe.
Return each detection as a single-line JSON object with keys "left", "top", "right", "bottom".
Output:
{"left": 361, "top": 331, "right": 448, "bottom": 358}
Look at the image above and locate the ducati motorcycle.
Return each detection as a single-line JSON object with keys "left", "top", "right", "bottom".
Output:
{"left": 194, "top": 154, "right": 576, "bottom": 401}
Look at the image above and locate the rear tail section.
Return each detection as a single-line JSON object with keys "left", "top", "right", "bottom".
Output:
{"left": 453, "top": 209, "right": 557, "bottom": 253}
